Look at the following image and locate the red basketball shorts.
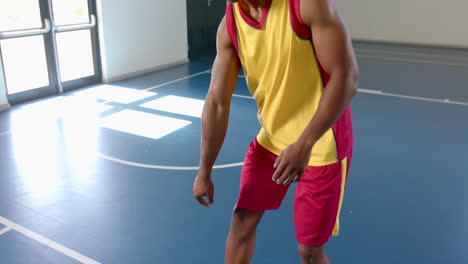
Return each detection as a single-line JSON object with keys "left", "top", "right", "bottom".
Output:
{"left": 236, "top": 138, "right": 352, "bottom": 247}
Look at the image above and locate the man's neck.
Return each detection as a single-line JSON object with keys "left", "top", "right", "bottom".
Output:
{"left": 241, "top": 0, "right": 267, "bottom": 8}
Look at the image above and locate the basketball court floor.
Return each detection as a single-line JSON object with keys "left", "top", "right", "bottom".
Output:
{"left": 0, "top": 42, "right": 467, "bottom": 263}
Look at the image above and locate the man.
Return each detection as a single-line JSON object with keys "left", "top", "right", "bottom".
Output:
{"left": 193, "top": 0, "right": 358, "bottom": 263}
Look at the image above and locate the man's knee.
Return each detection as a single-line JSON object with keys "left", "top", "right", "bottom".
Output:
{"left": 298, "top": 243, "right": 326, "bottom": 260}
{"left": 230, "top": 207, "right": 263, "bottom": 238}
{"left": 232, "top": 206, "right": 263, "bottom": 222}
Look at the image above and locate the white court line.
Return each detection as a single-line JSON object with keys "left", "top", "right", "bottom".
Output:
{"left": 233, "top": 89, "right": 468, "bottom": 106}
{"left": 143, "top": 69, "right": 212, "bottom": 91}
{"left": 234, "top": 75, "right": 468, "bottom": 106}
{"left": 98, "top": 153, "right": 244, "bottom": 171}
{"left": 378, "top": 93, "right": 468, "bottom": 106}
{"left": 98, "top": 69, "right": 246, "bottom": 170}
{"left": 356, "top": 89, "right": 468, "bottom": 106}
{"left": 232, "top": 94, "right": 254, "bottom": 100}
{"left": 0, "top": 226, "right": 11, "bottom": 236}
{"left": 0, "top": 131, "right": 11, "bottom": 137}
{"left": 358, "top": 88, "right": 384, "bottom": 95}
{"left": 357, "top": 54, "right": 468, "bottom": 67}
{"left": 355, "top": 48, "right": 468, "bottom": 62}
{"left": 0, "top": 217, "right": 101, "bottom": 264}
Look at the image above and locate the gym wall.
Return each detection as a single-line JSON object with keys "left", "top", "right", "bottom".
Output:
{"left": 336, "top": 0, "right": 468, "bottom": 48}
{"left": 96, "top": 0, "right": 189, "bottom": 82}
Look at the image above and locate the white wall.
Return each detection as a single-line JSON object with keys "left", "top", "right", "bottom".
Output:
{"left": 336, "top": 0, "right": 468, "bottom": 48}
{"left": 96, "top": 0, "right": 189, "bottom": 82}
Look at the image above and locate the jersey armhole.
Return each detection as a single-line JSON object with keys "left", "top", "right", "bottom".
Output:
{"left": 289, "top": 0, "right": 330, "bottom": 85}
{"left": 288, "top": 0, "right": 312, "bottom": 40}
{"left": 225, "top": 4, "right": 239, "bottom": 55}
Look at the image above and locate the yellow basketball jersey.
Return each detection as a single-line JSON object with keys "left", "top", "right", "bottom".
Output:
{"left": 226, "top": 0, "right": 353, "bottom": 166}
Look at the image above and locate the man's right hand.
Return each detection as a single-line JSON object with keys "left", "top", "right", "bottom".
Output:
{"left": 193, "top": 174, "right": 215, "bottom": 207}
{"left": 193, "top": 16, "right": 239, "bottom": 208}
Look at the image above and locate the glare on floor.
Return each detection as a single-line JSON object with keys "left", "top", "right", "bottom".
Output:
{"left": 99, "top": 109, "right": 191, "bottom": 139}
{"left": 15, "top": 95, "right": 113, "bottom": 119}
{"left": 140, "top": 95, "right": 205, "bottom": 118}
{"left": 73, "top": 85, "right": 157, "bottom": 104}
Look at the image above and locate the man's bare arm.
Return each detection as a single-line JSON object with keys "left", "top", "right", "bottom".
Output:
{"left": 273, "top": 0, "right": 359, "bottom": 184}
{"left": 194, "top": 17, "right": 241, "bottom": 206}
{"left": 296, "top": 0, "right": 359, "bottom": 147}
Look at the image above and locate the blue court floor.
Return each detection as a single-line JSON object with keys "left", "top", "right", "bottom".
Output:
{"left": 0, "top": 42, "right": 468, "bottom": 263}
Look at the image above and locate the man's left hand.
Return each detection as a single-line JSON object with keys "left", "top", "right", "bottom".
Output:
{"left": 272, "top": 140, "right": 313, "bottom": 185}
